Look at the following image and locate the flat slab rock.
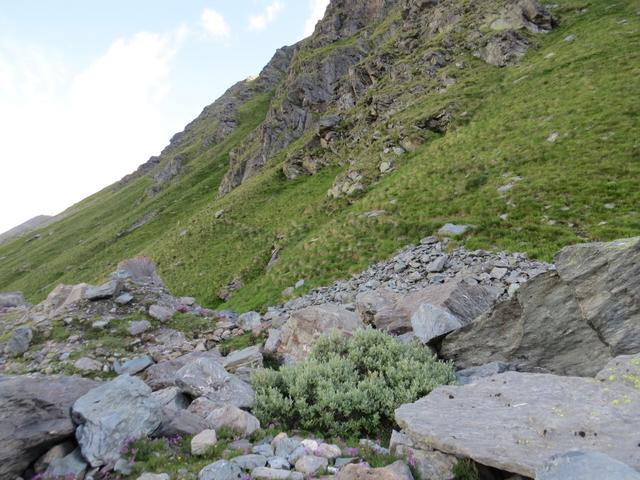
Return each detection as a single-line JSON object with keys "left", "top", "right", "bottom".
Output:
{"left": 395, "top": 371, "right": 640, "bottom": 477}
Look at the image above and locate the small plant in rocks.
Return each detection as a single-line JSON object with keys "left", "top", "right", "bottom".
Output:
{"left": 252, "top": 329, "right": 455, "bottom": 437}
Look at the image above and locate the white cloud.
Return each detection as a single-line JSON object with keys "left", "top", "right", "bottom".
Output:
{"left": 303, "top": 0, "right": 329, "bottom": 37}
{"left": 0, "top": 30, "right": 185, "bottom": 233}
{"left": 248, "top": 1, "right": 284, "bottom": 31}
{"left": 201, "top": 8, "right": 231, "bottom": 39}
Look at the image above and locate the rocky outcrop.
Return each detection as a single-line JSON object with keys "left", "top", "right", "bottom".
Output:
{"left": 441, "top": 237, "right": 640, "bottom": 376}
{"left": 395, "top": 367, "right": 640, "bottom": 477}
{"left": 0, "top": 374, "right": 97, "bottom": 479}
{"left": 72, "top": 375, "right": 162, "bottom": 467}
{"left": 145, "top": 350, "right": 223, "bottom": 390}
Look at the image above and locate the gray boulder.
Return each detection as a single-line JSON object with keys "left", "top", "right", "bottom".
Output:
{"left": 277, "top": 304, "right": 364, "bottom": 363}
{"left": 128, "top": 320, "right": 152, "bottom": 335}
{"left": 237, "top": 311, "right": 262, "bottom": 330}
{"left": 0, "top": 291, "right": 26, "bottom": 308}
{"left": 151, "top": 386, "right": 190, "bottom": 412}
{"left": 437, "top": 223, "right": 470, "bottom": 237}
{"left": 441, "top": 272, "right": 612, "bottom": 376}
{"left": 155, "top": 408, "right": 211, "bottom": 437}
{"left": 0, "top": 374, "right": 97, "bottom": 479}
{"left": 144, "top": 350, "right": 222, "bottom": 390}
{"left": 442, "top": 237, "right": 640, "bottom": 376}
{"left": 175, "top": 357, "right": 255, "bottom": 408}
{"left": 198, "top": 459, "right": 243, "bottom": 480}
{"left": 251, "top": 468, "right": 303, "bottom": 479}
{"left": 6, "top": 326, "right": 33, "bottom": 357}
{"left": 536, "top": 450, "right": 640, "bottom": 480}
{"left": 85, "top": 280, "right": 121, "bottom": 301}
{"left": 410, "top": 280, "right": 499, "bottom": 344}
{"left": 148, "top": 304, "right": 175, "bottom": 322}
{"left": 114, "top": 356, "right": 154, "bottom": 375}
{"left": 44, "top": 448, "right": 87, "bottom": 480}
{"left": 554, "top": 236, "right": 640, "bottom": 355}
{"left": 455, "top": 361, "right": 516, "bottom": 385}
{"left": 395, "top": 370, "right": 640, "bottom": 477}
{"left": 232, "top": 454, "right": 268, "bottom": 470}
{"left": 223, "top": 345, "right": 263, "bottom": 373}
{"left": 72, "top": 375, "right": 162, "bottom": 467}
{"left": 206, "top": 404, "right": 260, "bottom": 437}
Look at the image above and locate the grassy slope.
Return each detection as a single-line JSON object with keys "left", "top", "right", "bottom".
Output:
{"left": 0, "top": 1, "right": 638, "bottom": 311}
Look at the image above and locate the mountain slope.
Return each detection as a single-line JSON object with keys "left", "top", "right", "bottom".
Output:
{"left": 0, "top": 0, "right": 638, "bottom": 311}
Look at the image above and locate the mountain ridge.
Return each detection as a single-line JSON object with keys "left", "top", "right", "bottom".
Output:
{"left": 0, "top": 0, "right": 638, "bottom": 312}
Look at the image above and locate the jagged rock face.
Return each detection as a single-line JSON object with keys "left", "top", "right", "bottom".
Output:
{"left": 0, "top": 374, "right": 98, "bottom": 479}
{"left": 440, "top": 237, "right": 640, "bottom": 376}
{"left": 216, "top": 0, "right": 556, "bottom": 197}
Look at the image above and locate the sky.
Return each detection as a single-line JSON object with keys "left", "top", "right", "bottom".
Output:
{"left": 0, "top": 0, "right": 330, "bottom": 234}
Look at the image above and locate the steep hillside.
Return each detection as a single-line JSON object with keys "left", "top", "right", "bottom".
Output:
{"left": 0, "top": 0, "right": 638, "bottom": 311}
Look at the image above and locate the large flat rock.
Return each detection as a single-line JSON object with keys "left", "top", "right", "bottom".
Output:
{"left": 0, "top": 374, "right": 97, "bottom": 478}
{"left": 395, "top": 371, "right": 640, "bottom": 477}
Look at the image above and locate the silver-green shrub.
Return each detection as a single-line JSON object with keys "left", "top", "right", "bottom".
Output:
{"left": 251, "top": 329, "right": 455, "bottom": 437}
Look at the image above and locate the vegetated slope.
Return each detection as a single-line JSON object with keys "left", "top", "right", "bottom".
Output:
{"left": 0, "top": 0, "right": 637, "bottom": 311}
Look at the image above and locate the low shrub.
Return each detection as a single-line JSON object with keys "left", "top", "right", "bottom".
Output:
{"left": 251, "top": 329, "right": 455, "bottom": 437}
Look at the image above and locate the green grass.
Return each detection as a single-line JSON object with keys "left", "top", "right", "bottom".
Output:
{"left": 0, "top": 0, "right": 638, "bottom": 314}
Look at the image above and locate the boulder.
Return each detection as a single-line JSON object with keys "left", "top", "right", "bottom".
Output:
{"left": 198, "top": 459, "right": 243, "bottom": 480}
{"left": 336, "top": 460, "right": 414, "bottom": 479}
{"left": 231, "top": 454, "right": 268, "bottom": 470}
{"left": 192, "top": 429, "right": 218, "bottom": 455}
{"left": 295, "top": 455, "right": 328, "bottom": 476}
{"left": 278, "top": 304, "right": 364, "bottom": 362}
{"left": 44, "top": 447, "right": 87, "bottom": 480}
{"left": 206, "top": 404, "right": 260, "bottom": 437}
{"left": 440, "top": 272, "right": 612, "bottom": 376}
{"left": 114, "top": 356, "right": 154, "bottom": 375}
{"left": 535, "top": 450, "right": 640, "bottom": 480}
{"left": 6, "top": 326, "right": 33, "bottom": 356}
{"left": 128, "top": 320, "right": 151, "bottom": 335}
{"left": 0, "top": 374, "right": 97, "bottom": 479}
{"left": 85, "top": 280, "right": 121, "bottom": 301}
{"left": 410, "top": 280, "right": 500, "bottom": 344}
{"left": 455, "top": 361, "right": 516, "bottom": 385}
{"left": 151, "top": 386, "right": 189, "bottom": 412}
{"left": 74, "top": 357, "right": 102, "bottom": 372}
{"left": 554, "top": 236, "right": 640, "bottom": 356}
{"left": 389, "top": 431, "right": 456, "bottom": 480}
{"left": 355, "top": 288, "right": 408, "bottom": 333}
{"left": 0, "top": 291, "right": 26, "bottom": 308}
{"left": 145, "top": 350, "right": 222, "bottom": 390}
{"left": 395, "top": 370, "right": 640, "bottom": 477}
{"left": 175, "top": 357, "right": 255, "bottom": 408}
{"left": 72, "top": 375, "right": 162, "bottom": 467}
{"left": 148, "top": 304, "right": 175, "bottom": 322}
{"left": 137, "top": 474, "right": 170, "bottom": 480}
{"left": 251, "top": 468, "right": 303, "bottom": 480}
{"left": 237, "top": 311, "right": 262, "bottom": 330}
{"left": 223, "top": 345, "right": 263, "bottom": 373}
{"left": 155, "top": 408, "right": 210, "bottom": 437}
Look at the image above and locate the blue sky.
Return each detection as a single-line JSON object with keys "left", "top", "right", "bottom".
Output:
{"left": 0, "top": 0, "right": 329, "bottom": 233}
